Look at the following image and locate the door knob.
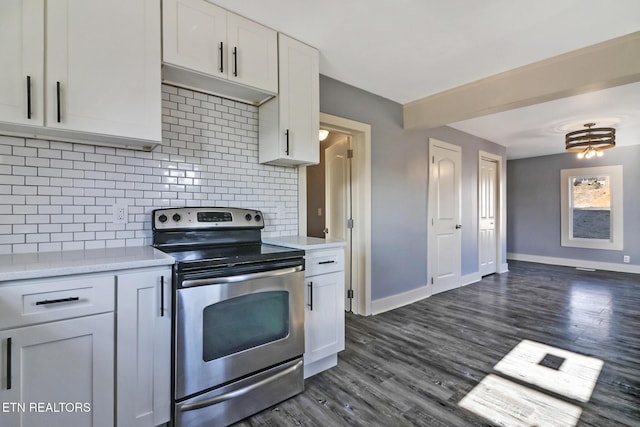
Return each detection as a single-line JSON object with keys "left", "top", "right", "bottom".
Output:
{"left": 455, "top": 224, "right": 462, "bottom": 229}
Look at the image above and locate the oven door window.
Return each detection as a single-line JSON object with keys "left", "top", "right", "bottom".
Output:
{"left": 202, "top": 291, "right": 290, "bottom": 361}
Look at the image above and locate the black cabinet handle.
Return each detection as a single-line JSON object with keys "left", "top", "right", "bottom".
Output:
{"left": 26, "top": 76, "right": 32, "bottom": 119}
{"left": 285, "top": 129, "right": 290, "bottom": 156}
{"left": 219, "top": 42, "right": 224, "bottom": 73}
{"left": 233, "top": 47, "right": 238, "bottom": 77}
{"left": 160, "top": 276, "right": 165, "bottom": 317}
{"left": 6, "top": 337, "right": 11, "bottom": 390}
{"left": 56, "top": 81, "right": 61, "bottom": 123}
{"left": 318, "top": 260, "right": 336, "bottom": 265}
{"left": 307, "top": 281, "right": 313, "bottom": 311}
{"left": 35, "top": 296, "right": 80, "bottom": 306}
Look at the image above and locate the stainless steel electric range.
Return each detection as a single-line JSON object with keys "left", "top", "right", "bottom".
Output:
{"left": 152, "top": 207, "right": 305, "bottom": 427}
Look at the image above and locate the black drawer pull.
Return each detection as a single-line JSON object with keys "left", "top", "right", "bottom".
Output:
{"left": 318, "top": 260, "right": 336, "bottom": 265}
{"left": 233, "top": 46, "right": 238, "bottom": 77}
{"left": 285, "top": 129, "right": 290, "bottom": 155}
{"left": 27, "top": 75, "right": 32, "bottom": 119}
{"left": 219, "top": 42, "right": 224, "bottom": 73}
{"left": 307, "top": 281, "right": 313, "bottom": 311}
{"left": 160, "top": 276, "right": 165, "bottom": 317}
{"left": 56, "top": 81, "right": 61, "bottom": 122}
{"left": 6, "top": 337, "right": 11, "bottom": 390}
{"left": 35, "top": 296, "right": 80, "bottom": 306}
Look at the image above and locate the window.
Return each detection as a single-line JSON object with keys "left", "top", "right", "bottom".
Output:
{"left": 560, "top": 165, "right": 623, "bottom": 250}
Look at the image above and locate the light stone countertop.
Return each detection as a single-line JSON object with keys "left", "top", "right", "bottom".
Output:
{"left": 263, "top": 235, "right": 346, "bottom": 251}
{"left": 0, "top": 246, "right": 175, "bottom": 282}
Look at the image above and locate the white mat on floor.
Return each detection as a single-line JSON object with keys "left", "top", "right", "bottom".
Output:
{"left": 493, "top": 340, "right": 603, "bottom": 403}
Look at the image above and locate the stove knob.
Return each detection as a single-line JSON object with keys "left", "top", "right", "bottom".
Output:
{"left": 245, "top": 213, "right": 252, "bottom": 221}
{"left": 254, "top": 214, "right": 261, "bottom": 222}
{"left": 172, "top": 213, "right": 181, "bottom": 222}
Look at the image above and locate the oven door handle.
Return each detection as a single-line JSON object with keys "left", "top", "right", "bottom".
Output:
{"left": 178, "top": 359, "right": 303, "bottom": 412}
{"left": 181, "top": 265, "right": 303, "bottom": 288}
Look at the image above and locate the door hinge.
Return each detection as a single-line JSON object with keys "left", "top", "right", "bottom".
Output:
{"left": 347, "top": 218, "right": 354, "bottom": 229}
{"left": 432, "top": 155, "right": 434, "bottom": 164}
{"left": 431, "top": 277, "right": 434, "bottom": 285}
{"left": 347, "top": 289, "right": 354, "bottom": 299}
{"left": 347, "top": 149, "right": 354, "bottom": 159}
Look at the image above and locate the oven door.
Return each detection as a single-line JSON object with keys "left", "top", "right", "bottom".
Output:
{"left": 175, "top": 264, "right": 304, "bottom": 400}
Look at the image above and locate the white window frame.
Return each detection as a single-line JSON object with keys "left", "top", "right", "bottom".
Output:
{"left": 560, "top": 165, "right": 623, "bottom": 250}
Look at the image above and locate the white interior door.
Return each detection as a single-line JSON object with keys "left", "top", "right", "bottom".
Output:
{"left": 325, "top": 136, "right": 352, "bottom": 311}
{"left": 479, "top": 157, "right": 498, "bottom": 276}
{"left": 325, "top": 137, "right": 348, "bottom": 242}
{"left": 429, "top": 139, "right": 461, "bottom": 295}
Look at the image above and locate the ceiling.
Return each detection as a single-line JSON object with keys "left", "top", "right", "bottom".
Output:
{"left": 211, "top": 0, "right": 640, "bottom": 159}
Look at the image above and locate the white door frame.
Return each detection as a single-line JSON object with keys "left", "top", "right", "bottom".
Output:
{"left": 298, "top": 113, "right": 372, "bottom": 316}
{"left": 478, "top": 150, "right": 506, "bottom": 274}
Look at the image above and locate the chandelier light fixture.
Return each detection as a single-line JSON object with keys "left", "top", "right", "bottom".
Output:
{"left": 565, "top": 122, "right": 615, "bottom": 159}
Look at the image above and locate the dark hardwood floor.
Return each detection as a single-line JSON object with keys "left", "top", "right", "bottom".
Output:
{"left": 236, "top": 261, "right": 640, "bottom": 426}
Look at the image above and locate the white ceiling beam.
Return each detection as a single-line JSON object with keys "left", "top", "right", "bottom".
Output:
{"left": 403, "top": 31, "right": 640, "bottom": 131}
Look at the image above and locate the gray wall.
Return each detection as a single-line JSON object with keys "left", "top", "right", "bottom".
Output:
{"left": 319, "top": 75, "right": 506, "bottom": 301}
{"left": 507, "top": 145, "right": 640, "bottom": 266}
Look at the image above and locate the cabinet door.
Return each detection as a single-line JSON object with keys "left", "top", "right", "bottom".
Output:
{"left": 0, "top": 313, "right": 114, "bottom": 427}
{"left": 305, "top": 271, "right": 345, "bottom": 365}
{"left": 0, "top": 0, "right": 44, "bottom": 126}
{"left": 226, "top": 12, "right": 278, "bottom": 93}
{"left": 162, "top": 0, "right": 227, "bottom": 78}
{"left": 278, "top": 34, "right": 319, "bottom": 165}
{"left": 45, "top": 0, "right": 161, "bottom": 141}
{"left": 116, "top": 268, "right": 171, "bottom": 427}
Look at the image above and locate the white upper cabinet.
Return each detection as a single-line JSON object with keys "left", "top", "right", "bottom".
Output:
{"left": 259, "top": 33, "right": 319, "bottom": 166}
{"left": 0, "top": 0, "right": 162, "bottom": 150}
{"left": 0, "top": 0, "right": 44, "bottom": 126}
{"left": 225, "top": 12, "right": 278, "bottom": 93}
{"left": 45, "top": 0, "right": 161, "bottom": 142}
{"left": 162, "top": 0, "right": 278, "bottom": 104}
{"left": 162, "top": 0, "right": 227, "bottom": 79}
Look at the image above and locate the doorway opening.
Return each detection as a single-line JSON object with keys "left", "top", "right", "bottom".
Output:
{"left": 297, "top": 113, "right": 371, "bottom": 316}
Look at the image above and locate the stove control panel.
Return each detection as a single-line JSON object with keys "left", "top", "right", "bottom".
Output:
{"left": 152, "top": 207, "right": 264, "bottom": 230}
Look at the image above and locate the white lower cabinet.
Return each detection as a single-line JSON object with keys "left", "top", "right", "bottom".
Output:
{"left": 303, "top": 247, "right": 345, "bottom": 378}
{"left": 0, "top": 265, "right": 172, "bottom": 427}
{"left": 116, "top": 267, "right": 172, "bottom": 427}
{"left": 0, "top": 273, "right": 115, "bottom": 427}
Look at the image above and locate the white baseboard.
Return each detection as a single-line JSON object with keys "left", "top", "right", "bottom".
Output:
{"left": 499, "top": 263, "right": 509, "bottom": 273}
{"left": 507, "top": 253, "right": 640, "bottom": 275}
{"left": 371, "top": 271, "right": 487, "bottom": 315}
{"left": 461, "top": 272, "right": 481, "bottom": 287}
{"left": 371, "top": 284, "right": 430, "bottom": 315}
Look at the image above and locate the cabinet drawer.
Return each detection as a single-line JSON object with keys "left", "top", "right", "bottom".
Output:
{"left": 305, "top": 248, "right": 344, "bottom": 277}
{"left": 0, "top": 274, "right": 115, "bottom": 330}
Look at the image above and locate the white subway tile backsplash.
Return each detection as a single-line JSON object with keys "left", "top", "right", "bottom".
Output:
{"left": 0, "top": 85, "right": 298, "bottom": 252}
